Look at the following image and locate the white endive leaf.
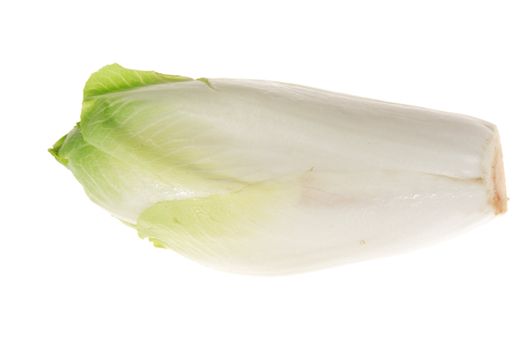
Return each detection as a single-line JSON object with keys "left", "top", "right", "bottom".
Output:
{"left": 50, "top": 64, "right": 507, "bottom": 274}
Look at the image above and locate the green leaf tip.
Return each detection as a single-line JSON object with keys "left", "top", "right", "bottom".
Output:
{"left": 83, "top": 63, "right": 193, "bottom": 98}
{"left": 48, "top": 133, "right": 69, "bottom": 166}
{"left": 196, "top": 77, "right": 215, "bottom": 89}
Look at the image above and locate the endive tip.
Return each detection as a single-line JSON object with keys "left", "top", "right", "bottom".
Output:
{"left": 48, "top": 133, "right": 69, "bottom": 166}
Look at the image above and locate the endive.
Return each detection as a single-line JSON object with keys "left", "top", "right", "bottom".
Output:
{"left": 50, "top": 64, "right": 507, "bottom": 274}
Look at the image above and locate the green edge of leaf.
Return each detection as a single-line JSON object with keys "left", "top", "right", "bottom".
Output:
{"left": 83, "top": 63, "right": 193, "bottom": 98}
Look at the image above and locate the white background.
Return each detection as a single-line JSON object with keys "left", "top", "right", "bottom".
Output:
{"left": 1, "top": 1, "right": 524, "bottom": 349}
